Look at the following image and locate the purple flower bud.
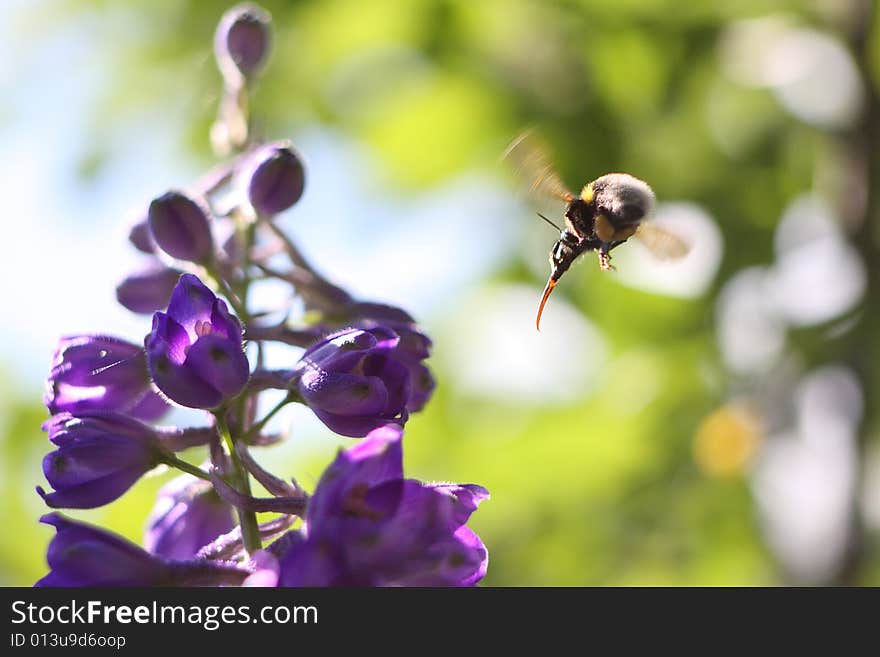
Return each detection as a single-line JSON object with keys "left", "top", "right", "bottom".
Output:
{"left": 45, "top": 335, "right": 169, "bottom": 421}
{"left": 245, "top": 142, "right": 306, "bottom": 216}
{"left": 293, "top": 327, "right": 424, "bottom": 437}
{"left": 128, "top": 216, "right": 155, "bottom": 253}
{"left": 356, "top": 319, "right": 435, "bottom": 413}
{"left": 214, "top": 3, "right": 272, "bottom": 81}
{"left": 277, "top": 425, "right": 489, "bottom": 586}
{"left": 116, "top": 260, "right": 182, "bottom": 314}
{"left": 145, "top": 475, "right": 236, "bottom": 560}
{"left": 323, "top": 302, "right": 436, "bottom": 412}
{"left": 147, "top": 191, "right": 214, "bottom": 263}
{"left": 346, "top": 302, "right": 415, "bottom": 325}
{"left": 37, "top": 412, "right": 166, "bottom": 509}
{"left": 146, "top": 274, "right": 250, "bottom": 409}
{"left": 402, "top": 333, "right": 437, "bottom": 412}
{"left": 36, "top": 513, "right": 248, "bottom": 587}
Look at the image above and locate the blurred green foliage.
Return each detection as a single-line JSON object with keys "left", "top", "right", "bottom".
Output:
{"left": 4, "top": 0, "right": 880, "bottom": 586}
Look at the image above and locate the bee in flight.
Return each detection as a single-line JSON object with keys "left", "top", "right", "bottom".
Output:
{"left": 504, "top": 130, "right": 690, "bottom": 330}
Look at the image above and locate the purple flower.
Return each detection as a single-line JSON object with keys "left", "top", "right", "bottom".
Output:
{"left": 37, "top": 412, "right": 167, "bottom": 509}
{"left": 148, "top": 191, "right": 214, "bottom": 263}
{"left": 394, "top": 327, "right": 435, "bottom": 412}
{"left": 36, "top": 513, "right": 248, "bottom": 587}
{"left": 245, "top": 142, "right": 306, "bottom": 216}
{"left": 128, "top": 215, "right": 155, "bottom": 253}
{"left": 353, "top": 317, "right": 435, "bottom": 413}
{"left": 116, "top": 260, "right": 182, "bottom": 314}
{"left": 277, "top": 424, "right": 489, "bottom": 586}
{"left": 146, "top": 274, "right": 250, "bottom": 409}
{"left": 45, "top": 335, "right": 169, "bottom": 421}
{"left": 145, "top": 475, "right": 236, "bottom": 560}
{"left": 321, "top": 302, "right": 436, "bottom": 413}
{"left": 293, "top": 327, "right": 429, "bottom": 437}
{"left": 242, "top": 550, "right": 280, "bottom": 587}
{"left": 214, "top": 3, "right": 272, "bottom": 81}
{"left": 345, "top": 301, "right": 416, "bottom": 325}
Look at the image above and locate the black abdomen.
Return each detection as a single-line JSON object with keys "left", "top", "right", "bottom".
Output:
{"left": 549, "top": 229, "right": 595, "bottom": 282}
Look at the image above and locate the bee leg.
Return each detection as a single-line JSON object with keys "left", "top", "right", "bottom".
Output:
{"left": 597, "top": 247, "right": 616, "bottom": 272}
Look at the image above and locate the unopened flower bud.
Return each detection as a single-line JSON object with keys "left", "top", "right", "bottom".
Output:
{"left": 116, "top": 261, "right": 182, "bottom": 314}
{"left": 145, "top": 475, "right": 235, "bottom": 560}
{"left": 292, "top": 326, "right": 426, "bottom": 437}
{"left": 37, "top": 412, "right": 167, "bottom": 510}
{"left": 148, "top": 191, "right": 214, "bottom": 263}
{"left": 45, "top": 335, "right": 168, "bottom": 421}
{"left": 246, "top": 142, "right": 306, "bottom": 215}
{"left": 214, "top": 3, "right": 272, "bottom": 83}
{"left": 36, "top": 513, "right": 248, "bottom": 587}
{"left": 128, "top": 216, "right": 155, "bottom": 253}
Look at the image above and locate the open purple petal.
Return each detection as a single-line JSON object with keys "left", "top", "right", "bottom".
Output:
{"left": 148, "top": 346, "right": 222, "bottom": 409}
{"left": 210, "top": 298, "right": 243, "bottom": 341}
{"left": 307, "top": 424, "right": 404, "bottom": 524}
{"left": 146, "top": 313, "right": 190, "bottom": 365}
{"left": 184, "top": 334, "right": 249, "bottom": 397}
{"left": 277, "top": 538, "right": 346, "bottom": 587}
{"left": 426, "top": 483, "right": 491, "bottom": 528}
{"left": 166, "top": 273, "right": 216, "bottom": 332}
{"left": 146, "top": 275, "right": 249, "bottom": 409}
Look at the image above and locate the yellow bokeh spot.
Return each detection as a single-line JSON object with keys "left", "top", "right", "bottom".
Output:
{"left": 693, "top": 404, "right": 762, "bottom": 478}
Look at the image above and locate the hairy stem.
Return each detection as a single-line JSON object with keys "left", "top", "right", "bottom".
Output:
{"left": 244, "top": 393, "right": 293, "bottom": 443}
{"left": 215, "top": 412, "right": 262, "bottom": 554}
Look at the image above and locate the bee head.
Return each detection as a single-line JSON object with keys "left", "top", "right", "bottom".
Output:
{"left": 582, "top": 173, "right": 655, "bottom": 225}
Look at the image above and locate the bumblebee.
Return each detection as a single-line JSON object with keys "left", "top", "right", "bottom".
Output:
{"left": 504, "top": 131, "right": 689, "bottom": 330}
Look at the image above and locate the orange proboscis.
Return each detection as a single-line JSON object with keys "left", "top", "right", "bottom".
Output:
{"left": 535, "top": 278, "right": 557, "bottom": 331}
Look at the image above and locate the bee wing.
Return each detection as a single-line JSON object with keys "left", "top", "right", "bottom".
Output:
{"left": 634, "top": 223, "right": 690, "bottom": 260}
{"left": 503, "top": 130, "right": 575, "bottom": 203}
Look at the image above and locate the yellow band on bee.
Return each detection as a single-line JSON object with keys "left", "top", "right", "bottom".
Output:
{"left": 594, "top": 214, "right": 614, "bottom": 242}
{"left": 580, "top": 183, "right": 594, "bottom": 204}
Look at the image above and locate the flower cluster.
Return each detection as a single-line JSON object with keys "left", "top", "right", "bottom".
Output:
{"left": 34, "top": 3, "right": 488, "bottom": 588}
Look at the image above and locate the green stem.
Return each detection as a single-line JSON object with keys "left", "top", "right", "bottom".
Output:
{"left": 162, "top": 453, "right": 212, "bottom": 481}
{"left": 244, "top": 393, "right": 293, "bottom": 442}
{"left": 215, "top": 411, "right": 262, "bottom": 554}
